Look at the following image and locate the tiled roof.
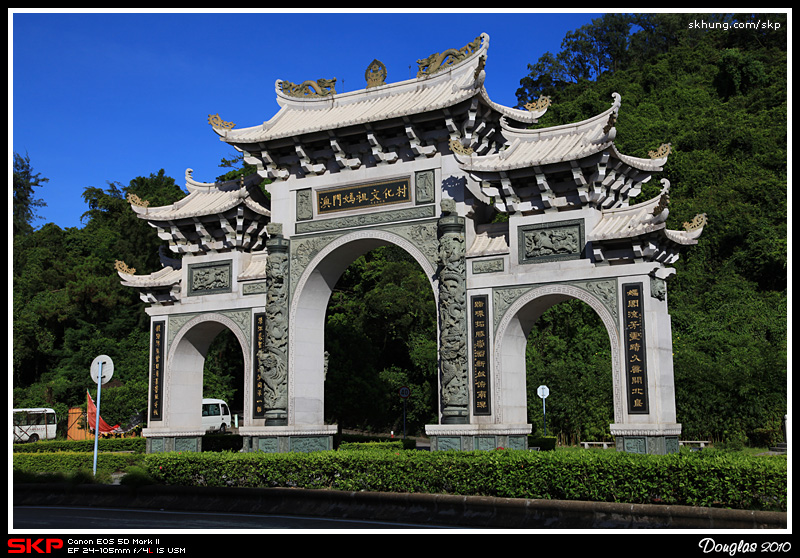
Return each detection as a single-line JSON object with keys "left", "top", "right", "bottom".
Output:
{"left": 467, "top": 223, "right": 510, "bottom": 257}
{"left": 212, "top": 33, "right": 548, "bottom": 146}
{"left": 588, "top": 179, "right": 704, "bottom": 245}
{"left": 454, "top": 93, "right": 668, "bottom": 173}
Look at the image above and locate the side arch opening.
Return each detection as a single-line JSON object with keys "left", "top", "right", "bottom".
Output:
{"left": 165, "top": 314, "right": 251, "bottom": 431}
{"left": 493, "top": 286, "right": 622, "bottom": 433}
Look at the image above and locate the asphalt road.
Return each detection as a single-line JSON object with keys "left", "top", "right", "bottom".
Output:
{"left": 12, "top": 505, "right": 454, "bottom": 531}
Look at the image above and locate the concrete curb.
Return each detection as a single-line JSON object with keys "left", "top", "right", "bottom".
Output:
{"left": 13, "top": 483, "right": 787, "bottom": 529}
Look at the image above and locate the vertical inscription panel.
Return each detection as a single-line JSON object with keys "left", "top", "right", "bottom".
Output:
{"left": 471, "top": 295, "right": 491, "bottom": 415}
{"left": 150, "top": 320, "right": 165, "bottom": 421}
{"left": 623, "top": 283, "right": 649, "bottom": 414}
{"left": 253, "top": 313, "right": 267, "bottom": 419}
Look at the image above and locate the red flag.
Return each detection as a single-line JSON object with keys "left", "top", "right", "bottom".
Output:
{"left": 86, "top": 390, "right": 121, "bottom": 434}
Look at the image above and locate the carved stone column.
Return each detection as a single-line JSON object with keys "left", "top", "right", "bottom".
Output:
{"left": 437, "top": 199, "right": 469, "bottom": 424}
{"left": 258, "top": 224, "right": 290, "bottom": 426}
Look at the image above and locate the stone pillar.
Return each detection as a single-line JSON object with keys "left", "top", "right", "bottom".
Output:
{"left": 258, "top": 224, "right": 290, "bottom": 426}
{"left": 437, "top": 199, "right": 469, "bottom": 424}
{"left": 611, "top": 275, "right": 681, "bottom": 454}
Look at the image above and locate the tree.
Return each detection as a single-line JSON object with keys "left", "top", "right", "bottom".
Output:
{"left": 13, "top": 152, "right": 48, "bottom": 236}
{"left": 13, "top": 170, "right": 186, "bottom": 419}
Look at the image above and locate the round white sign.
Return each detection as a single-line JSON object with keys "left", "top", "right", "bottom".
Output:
{"left": 90, "top": 355, "right": 114, "bottom": 385}
{"left": 537, "top": 385, "right": 549, "bottom": 399}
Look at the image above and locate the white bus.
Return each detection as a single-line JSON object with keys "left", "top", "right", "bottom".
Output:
{"left": 13, "top": 408, "right": 57, "bottom": 443}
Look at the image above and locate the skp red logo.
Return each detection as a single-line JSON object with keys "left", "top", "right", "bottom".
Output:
{"left": 8, "top": 539, "right": 64, "bottom": 554}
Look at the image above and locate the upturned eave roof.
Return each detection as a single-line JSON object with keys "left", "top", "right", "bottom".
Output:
{"left": 211, "top": 33, "right": 548, "bottom": 148}
{"left": 453, "top": 93, "right": 670, "bottom": 174}
{"left": 127, "top": 170, "right": 271, "bottom": 222}
{"left": 588, "top": 179, "right": 705, "bottom": 245}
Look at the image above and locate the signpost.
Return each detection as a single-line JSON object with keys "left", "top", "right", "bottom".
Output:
{"left": 537, "top": 385, "right": 549, "bottom": 436}
{"left": 90, "top": 355, "right": 114, "bottom": 475}
{"left": 398, "top": 386, "right": 410, "bottom": 440}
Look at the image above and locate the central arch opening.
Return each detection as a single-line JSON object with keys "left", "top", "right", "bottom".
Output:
{"left": 324, "top": 245, "right": 438, "bottom": 435}
{"left": 289, "top": 231, "right": 438, "bottom": 431}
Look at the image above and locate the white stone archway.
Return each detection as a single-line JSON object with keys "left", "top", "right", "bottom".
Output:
{"left": 121, "top": 32, "right": 704, "bottom": 454}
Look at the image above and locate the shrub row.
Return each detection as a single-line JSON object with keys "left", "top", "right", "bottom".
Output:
{"left": 143, "top": 448, "right": 786, "bottom": 511}
{"left": 13, "top": 438, "right": 146, "bottom": 454}
{"left": 13, "top": 451, "right": 143, "bottom": 475}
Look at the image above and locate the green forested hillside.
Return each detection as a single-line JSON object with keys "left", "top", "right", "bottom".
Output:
{"left": 12, "top": 13, "right": 787, "bottom": 445}
{"left": 516, "top": 13, "right": 787, "bottom": 444}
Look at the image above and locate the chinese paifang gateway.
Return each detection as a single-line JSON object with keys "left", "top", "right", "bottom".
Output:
{"left": 117, "top": 33, "right": 705, "bottom": 454}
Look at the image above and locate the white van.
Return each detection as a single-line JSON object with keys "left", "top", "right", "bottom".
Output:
{"left": 201, "top": 399, "right": 232, "bottom": 433}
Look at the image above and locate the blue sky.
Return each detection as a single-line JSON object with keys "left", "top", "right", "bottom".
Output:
{"left": 11, "top": 10, "right": 605, "bottom": 230}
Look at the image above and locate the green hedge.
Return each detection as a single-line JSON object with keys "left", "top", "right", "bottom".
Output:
{"left": 338, "top": 440, "right": 406, "bottom": 452}
{"left": 142, "top": 448, "right": 786, "bottom": 511}
{"left": 13, "top": 438, "right": 146, "bottom": 453}
{"left": 13, "top": 451, "right": 143, "bottom": 475}
{"left": 13, "top": 445, "right": 786, "bottom": 512}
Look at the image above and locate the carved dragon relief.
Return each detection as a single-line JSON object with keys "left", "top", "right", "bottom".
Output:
{"left": 258, "top": 237, "right": 290, "bottom": 423}
{"left": 279, "top": 78, "right": 337, "bottom": 98}
{"left": 416, "top": 35, "right": 483, "bottom": 77}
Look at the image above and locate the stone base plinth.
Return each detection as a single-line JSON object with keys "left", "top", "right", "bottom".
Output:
{"left": 610, "top": 423, "right": 682, "bottom": 454}
{"left": 425, "top": 424, "right": 532, "bottom": 451}
{"left": 239, "top": 424, "right": 339, "bottom": 453}
{"left": 143, "top": 430, "right": 205, "bottom": 453}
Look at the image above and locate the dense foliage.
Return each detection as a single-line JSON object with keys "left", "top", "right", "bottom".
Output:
{"left": 12, "top": 13, "right": 786, "bottom": 447}
{"left": 517, "top": 13, "right": 787, "bottom": 445}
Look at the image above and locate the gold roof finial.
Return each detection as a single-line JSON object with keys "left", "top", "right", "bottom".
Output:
{"left": 683, "top": 213, "right": 708, "bottom": 232}
{"left": 365, "top": 59, "right": 387, "bottom": 88}
{"left": 126, "top": 193, "right": 150, "bottom": 208}
{"left": 649, "top": 143, "right": 672, "bottom": 159}
{"left": 208, "top": 114, "right": 236, "bottom": 130}
{"left": 524, "top": 96, "right": 552, "bottom": 112}
{"left": 114, "top": 260, "right": 136, "bottom": 275}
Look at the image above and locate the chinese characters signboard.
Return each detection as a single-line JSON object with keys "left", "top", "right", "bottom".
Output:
{"left": 317, "top": 178, "right": 410, "bottom": 214}
{"left": 149, "top": 321, "right": 165, "bottom": 421}
{"left": 623, "top": 283, "right": 649, "bottom": 414}
{"left": 471, "top": 295, "right": 491, "bottom": 415}
{"left": 253, "top": 313, "right": 267, "bottom": 419}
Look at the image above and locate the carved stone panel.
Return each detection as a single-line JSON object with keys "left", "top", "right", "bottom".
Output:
{"left": 296, "top": 189, "right": 313, "bottom": 221}
{"left": 472, "top": 258, "right": 504, "bottom": 274}
{"left": 187, "top": 260, "right": 232, "bottom": 296}
{"left": 415, "top": 169, "right": 435, "bottom": 204}
{"left": 518, "top": 219, "right": 585, "bottom": 264}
